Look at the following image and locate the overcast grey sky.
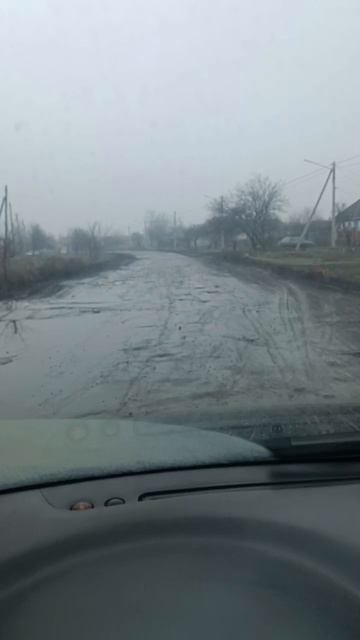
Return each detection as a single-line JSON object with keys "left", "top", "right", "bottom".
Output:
{"left": 0, "top": 0, "right": 359, "bottom": 234}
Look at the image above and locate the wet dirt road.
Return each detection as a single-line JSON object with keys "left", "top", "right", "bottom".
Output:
{"left": 1, "top": 251, "right": 360, "bottom": 427}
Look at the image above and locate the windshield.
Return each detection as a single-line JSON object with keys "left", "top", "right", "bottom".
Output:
{"left": 0, "top": 1, "right": 360, "bottom": 477}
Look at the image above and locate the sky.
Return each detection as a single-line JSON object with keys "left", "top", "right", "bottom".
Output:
{"left": 0, "top": 0, "right": 359, "bottom": 234}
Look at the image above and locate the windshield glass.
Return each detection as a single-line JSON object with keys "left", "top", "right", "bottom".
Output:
{"left": 1, "top": 1, "right": 360, "bottom": 477}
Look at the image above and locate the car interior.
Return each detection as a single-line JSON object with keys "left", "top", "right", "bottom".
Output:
{"left": 1, "top": 459, "right": 360, "bottom": 639}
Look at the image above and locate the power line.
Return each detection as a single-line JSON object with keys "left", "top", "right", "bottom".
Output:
{"left": 338, "top": 164, "right": 360, "bottom": 178}
{"left": 337, "top": 154, "right": 360, "bottom": 165}
{"left": 284, "top": 167, "right": 326, "bottom": 187}
{"left": 286, "top": 155, "right": 360, "bottom": 187}
{"left": 337, "top": 168, "right": 360, "bottom": 183}
{"left": 338, "top": 161, "right": 360, "bottom": 171}
{"left": 337, "top": 186, "right": 352, "bottom": 197}
{"left": 299, "top": 157, "right": 336, "bottom": 247}
{"left": 304, "top": 158, "right": 331, "bottom": 170}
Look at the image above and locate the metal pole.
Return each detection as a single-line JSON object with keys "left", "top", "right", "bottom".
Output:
{"left": 296, "top": 169, "right": 332, "bottom": 250}
{"left": 173, "top": 211, "right": 177, "bottom": 250}
{"left": 9, "top": 202, "right": 15, "bottom": 256}
{"left": 3, "top": 185, "right": 8, "bottom": 284}
{"left": 220, "top": 196, "right": 225, "bottom": 250}
{"left": 0, "top": 196, "right": 5, "bottom": 219}
{"left": 331, "top": 161, "right": 336, "bottom": 248}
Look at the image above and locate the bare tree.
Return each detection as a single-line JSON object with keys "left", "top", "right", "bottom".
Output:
{"left": 183, "top": 224, "right": 203, "bottom": 250}
{"left": 229, "top": 175, "right": 285, "bottom": 249}
{"left": 68, "top": 228, "right": 90, "bottom": 255}
{"left": 67, "top": 224, "right": 102, "bottom": 258}
{"left": 30, "top": 224, "right": 54, "bottom": 254}
{"left": 207, "top": 196, "right": 229, "bottom": 248}
{"left": 88, "top": 222, "right": 102, "bottom": 259}
{"left": 130, "top": 232, "right": 144, "bottom": 250}
{"left": 13, "top": 214, "right": 27, "bottom": 255}
{"left": 144, "top": 211, "right": 172, "bottom": 249}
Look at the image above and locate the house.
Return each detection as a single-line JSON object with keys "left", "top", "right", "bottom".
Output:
{"left": 336, "top": 200, "right": 360, "bottom": 247}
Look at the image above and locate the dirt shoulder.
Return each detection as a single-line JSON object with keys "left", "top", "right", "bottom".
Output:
{"left": 0, "top": 252, "right": 136, "bottom": 300}
{"left": 187, "top": 249, "right": 360, "bottom": 293}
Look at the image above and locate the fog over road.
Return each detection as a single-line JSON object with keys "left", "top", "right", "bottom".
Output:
{"left": 1, "top": 252, "right": 360, "bottom": 428}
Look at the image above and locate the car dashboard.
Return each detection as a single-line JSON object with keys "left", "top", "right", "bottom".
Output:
{"left": 1, "top": 461, "right": 360, "bottom": 639}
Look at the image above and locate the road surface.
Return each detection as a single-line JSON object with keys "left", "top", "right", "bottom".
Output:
{"left": 1, "top": 251, "right": 360, "bottom": 428}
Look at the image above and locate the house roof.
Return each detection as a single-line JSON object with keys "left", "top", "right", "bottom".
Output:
{"left": 336, "top": 199, "right": 360, "bottom": 223}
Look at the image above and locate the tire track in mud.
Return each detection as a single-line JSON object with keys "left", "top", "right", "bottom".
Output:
{"left": 208, "top": 259, "right": 322, "bottom": 385}
{"left": 241, "top": 303, "right": 292, "bottom": 392}
{"left": 286, "top": 284, "right": 318, "bottom": 384}
{"left": 35, "top": 266, "right": 145, "bottom": 415}
{"left": 116, "top": 279, "right": 176, "bottom": 415}
{"left": 5, "top": 251, "right": 360, "bottom": 420}
{"left": 200, "top": 259, "right": 296, "bottom": 394}
{"left": 116, "top": 273, "right": 245, "bottom": 414}
{"left": 242, "top": 281, "right": 331, "bottom": 400}
{"left": 277, "top": 284, "right": 314, "bottom": 384}
{"left": 283, "top": 282, "right": 340, "bottom": 398}
{"left": 212, "top": 301, "right": 253, "bottom": 396}
{"left": 123, "top": 280, "right": 226, "bottom": 413}
{"left": 177, "top": 288, "right": 244, "bottom": 401}
{"left": 50, "top": 259, "right": 178, "bottom": 417}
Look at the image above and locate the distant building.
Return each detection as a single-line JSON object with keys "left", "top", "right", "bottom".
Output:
{"left": 336, "top": 200, "right": 360, "bottom": 247}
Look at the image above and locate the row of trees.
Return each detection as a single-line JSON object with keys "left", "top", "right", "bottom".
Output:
{"left": 66, "top": 223, "right": 103, "bottom": 259}
{"left": 143, "top": 175, "right": 286, "bottom": 251}
{"left": 1, "top": 172, "right": 336, "bottom": 264}
{"left": 3, "top": 217, "right": 143, "bottom": 260}
{"left": 205, "top": 175, "right": 285, "bottom": 250}
{"left": 144, "top": 174, "right": 337, "bottom": 251}
{"left": 2, "top": 218, "right": 104, "bottom": 259}
{"left": 0, "top": 183, "right": 123, "bottom": 261}
{"left": 2, "top": 218, "right": 55, "bottom": 258}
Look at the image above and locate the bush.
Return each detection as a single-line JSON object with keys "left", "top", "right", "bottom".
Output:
{"left": 0, "top": 253, "right": 135, "bottom": 298}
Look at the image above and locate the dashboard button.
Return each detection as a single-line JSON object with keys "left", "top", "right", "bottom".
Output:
{"left": 104, "top": 497, "right": 125, "bottom": 507}
{"left": 70, "top": 501, "right": 94, "bottom": 511}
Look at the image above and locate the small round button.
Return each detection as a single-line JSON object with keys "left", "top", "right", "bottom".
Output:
{"left": 70, "top": 500, "right": 94, "bottom": 511}
{"left": 104, "top": 497, "right": 125, "bottom": 507}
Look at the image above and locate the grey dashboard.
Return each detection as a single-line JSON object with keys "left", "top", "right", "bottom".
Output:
{"left": 1, "top": 462, "right": 360, "bottom": 639}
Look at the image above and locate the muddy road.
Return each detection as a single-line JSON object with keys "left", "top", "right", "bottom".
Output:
{"left": 1, "top": 251, "right": 360, "bottom": 429}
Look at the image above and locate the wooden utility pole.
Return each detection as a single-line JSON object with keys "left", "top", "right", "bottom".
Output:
{"left": 173, "top": 211, "right": 177, "bottom": 250}
{"left": 331, "top": 161, "right": 337, "bottom": 248}
{"left": 220, "top": 195, "right": 225, "bottom": 250}
{"left": 0, "top": 197, "right": 5, "bottom": 220}
{"left": 9, "top": 202, "right": 15, "bottom": 256}
{"left": 296, "top": 169, "right": 332, "bottom": 250}
{"left": 3, "top": 185, "right": 8, "bottom": 285}
{"left": 300, "top": 157, "right": 338, "bottom": 249}
{"left": 203, "top": 193, "right": 226, "bottom": 249}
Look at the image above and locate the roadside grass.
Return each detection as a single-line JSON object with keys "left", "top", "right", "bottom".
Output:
{"left": 190, "top": 248, "right": 360, "bottom": 289}
{"left": 0, "top": 252, "right": 136, "bottom": 299}
{"left": 252, "top": 249, "right": 360, "bottom": 284}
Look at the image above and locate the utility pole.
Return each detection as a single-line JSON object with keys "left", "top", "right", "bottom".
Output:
{"left": 143, "top": 217, "right": 147, "bottom": 248}
{"left": 0, "top": 196, "right": 5, "bottom": 220}
{"left": 302, "top": 158, "right": 338, "bottom": 248}
{"left": 220, "top": 195, "right": 225, "bottom": 250}
{"left": 3, "top": 185, "right": 8, "bottom": 285}
{"left": 203, "top": 193, "right": 226, "bottom": 249}
{"left": 173, "top": 211, "right": 177, "bottom": 250}
{"left": 9, "top": 202, "right": 15, "bottom": 257}
{"left": 296, "top": 169, "right": 332, "bottom": 250}
{"left": 331, "top": 161, "right": 336, "bottom": 248}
